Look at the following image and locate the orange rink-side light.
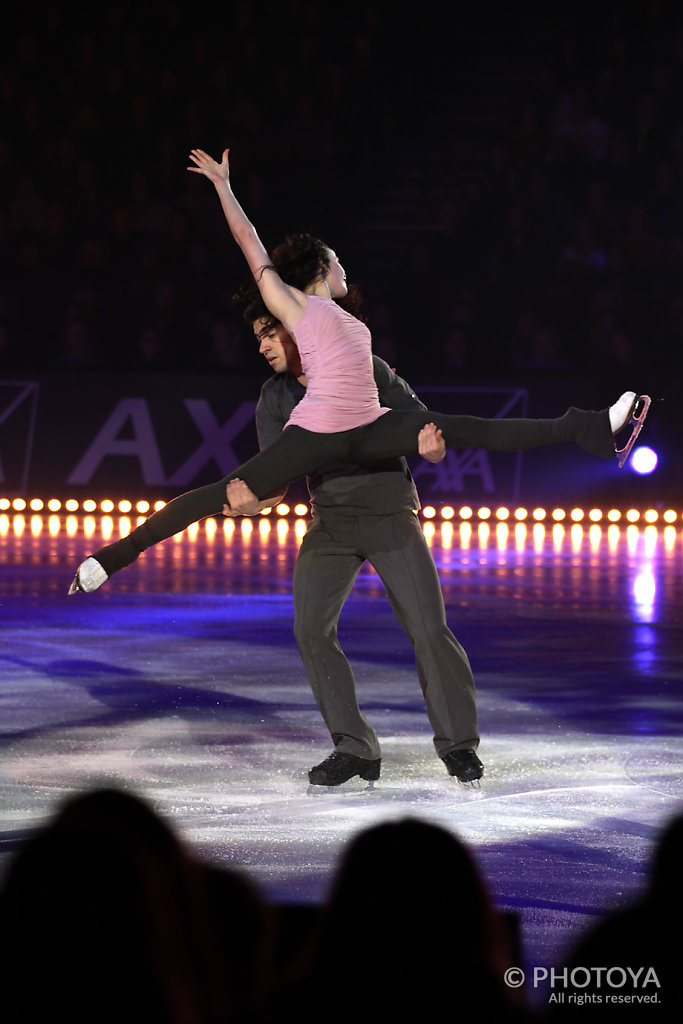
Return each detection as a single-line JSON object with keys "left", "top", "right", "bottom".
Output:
{"left": 0, "top": 496, "right": 679, "bottom": 526}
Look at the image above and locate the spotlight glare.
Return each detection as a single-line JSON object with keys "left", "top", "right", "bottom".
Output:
{"left": 276, "top": 503, "right": 290, "bottom": 516}
{"left": 663, "top": 510, "right": 677, "bottom": 524}
{"left": 422, "top": 506, "right": 436, "bottom": 519}
{"left": 631, "top": 446, "right": 658, "bottom": 475}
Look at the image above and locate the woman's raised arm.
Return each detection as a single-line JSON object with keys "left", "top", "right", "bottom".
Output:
{"left": 188, "top": 148, "right": 306, "bottom": 330}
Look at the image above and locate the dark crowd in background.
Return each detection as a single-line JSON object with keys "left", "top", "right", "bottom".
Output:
{"left": 1, "top": 1, "right": 682, "bottom": 407}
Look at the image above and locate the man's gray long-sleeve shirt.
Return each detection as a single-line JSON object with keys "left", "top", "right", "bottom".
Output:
{"left": 255, "top": 355, "right": 427, "bottom": 517}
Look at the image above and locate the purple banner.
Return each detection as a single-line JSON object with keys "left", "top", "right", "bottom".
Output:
{"left": 2, "top": 372, "right": 611, "bottom": 506}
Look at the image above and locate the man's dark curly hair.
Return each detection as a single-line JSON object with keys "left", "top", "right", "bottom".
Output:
{"left": 242, "top": 295, "right": 275, "bottom": 331}
{"left": 233, "top": 232, "right": 364, "bottom": 323}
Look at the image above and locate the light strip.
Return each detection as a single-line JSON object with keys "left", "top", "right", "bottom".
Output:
{"left": 0, "top": 497, "right": 679, "bottom": 523}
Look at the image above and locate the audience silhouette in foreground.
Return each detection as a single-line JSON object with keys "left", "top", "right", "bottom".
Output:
{"left": 2, "top": 787, "right": 679, "bottom": 1022}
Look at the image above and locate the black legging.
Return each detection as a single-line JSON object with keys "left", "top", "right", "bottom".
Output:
{"left": 92, "top": 404, "right": 613, "bottom": 577}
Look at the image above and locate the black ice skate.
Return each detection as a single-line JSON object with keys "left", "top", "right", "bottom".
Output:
{"left": 308, "top": 751, "right": 381, "bottom": 786}
{"left": 442, "top": 748, "right": 484, "bottom": 788}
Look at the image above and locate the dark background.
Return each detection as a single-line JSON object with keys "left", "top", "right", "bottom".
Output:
{"left": 1, "top": 1, "right": 682, "bottom": 493}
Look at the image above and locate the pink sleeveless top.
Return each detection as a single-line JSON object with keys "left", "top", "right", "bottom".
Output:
{"left": 285, "top": 295, "right": 389, "bottom": 432}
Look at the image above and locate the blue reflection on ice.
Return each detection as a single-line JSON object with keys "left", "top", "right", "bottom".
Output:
{"left": 632, "top": 568, "right": 656, "bottom": 622}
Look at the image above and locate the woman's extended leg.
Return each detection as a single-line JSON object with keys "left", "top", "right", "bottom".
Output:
{"left": 350, "top": 401, "right": 627, "bottom": 463}
{"left": 70, "top": 426, "right": 355, "bottom": 590}
{"left": 70, "top": 392, "right": 642, "bottom": 593}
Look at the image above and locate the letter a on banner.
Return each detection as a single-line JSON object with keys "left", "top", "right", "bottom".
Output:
{"left": 67, "top": 398, "right": 166, "bottom": 484}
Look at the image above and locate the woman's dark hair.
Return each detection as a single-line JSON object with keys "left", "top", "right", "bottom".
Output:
{"left": 233, "top": 233, "right": 328, "bottom": 314}
{"left": 234, "top": 232, "right": 364, "bottom": 324}
{"left": 272, "top": 233, "right": 331, "bottom": 291}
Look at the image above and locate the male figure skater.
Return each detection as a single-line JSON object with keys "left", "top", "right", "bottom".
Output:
{"left": 224, "top": 310, "right": 484, "bottom": 787}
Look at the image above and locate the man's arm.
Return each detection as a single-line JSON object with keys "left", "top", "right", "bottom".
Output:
{"left": 223, "top": 478, "right": 282, "bottom": 517}
{"left": 373, "top": 356, "right": 445, "bottom": 463}
{"left": 417, "top": 423, "right": 446, "bottom": 463}
{"left": 372, "top": 356, "right": 428, "bottom": 412}
{"left": 223, "top": 383, "right": 288, "bottom": 517}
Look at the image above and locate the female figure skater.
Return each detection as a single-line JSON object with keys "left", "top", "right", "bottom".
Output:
{"left": 69, "top": 149, "right": 648, "bottom": 594}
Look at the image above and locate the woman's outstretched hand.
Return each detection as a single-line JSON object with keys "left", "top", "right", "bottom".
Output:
{"left": 187, "top": 145, "right": 301, "bottom": 328}
{"left": 187, "top": 148, "right": 230, "bottom": 186}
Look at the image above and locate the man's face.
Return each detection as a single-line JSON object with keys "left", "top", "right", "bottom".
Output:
{"left": 253, "top": 317, "right": 302, "bottom": 376}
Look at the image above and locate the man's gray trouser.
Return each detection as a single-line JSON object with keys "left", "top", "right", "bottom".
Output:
{"left": 292, "top": 510, "right": 479, "bottom": 760}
